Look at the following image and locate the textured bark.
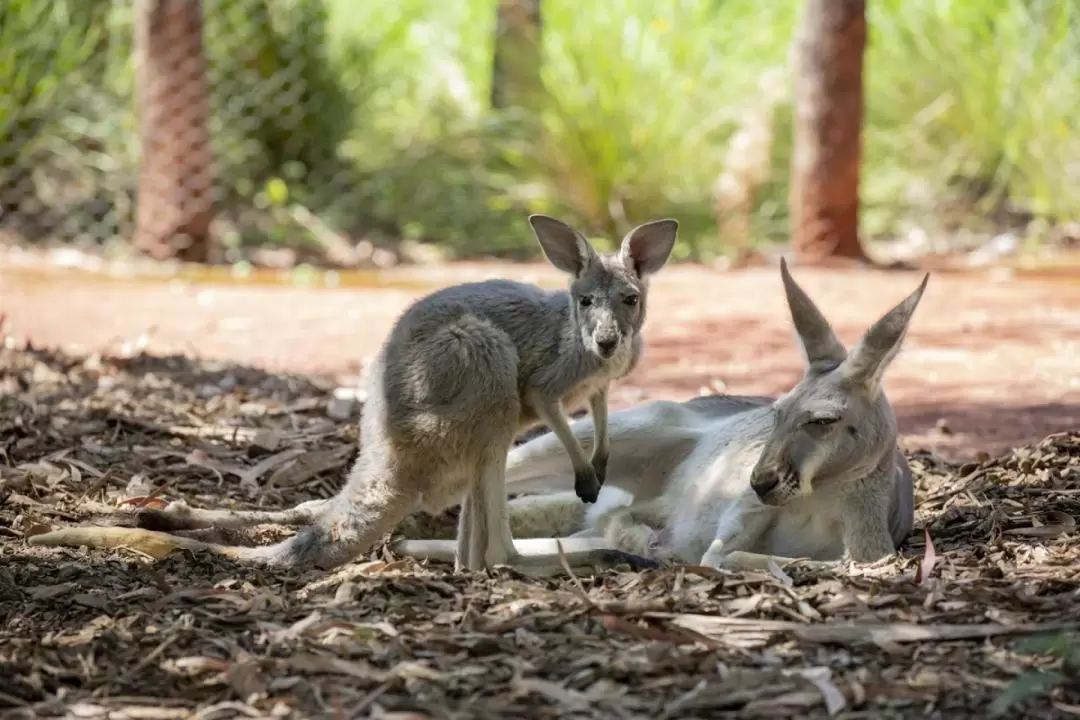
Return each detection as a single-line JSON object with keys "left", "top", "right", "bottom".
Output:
{"left": 134, "top": 0, "right": 215, "bottom": 262}
{"left": 490, "top": 0, "right": 543, "bottom": 110}
{"left": 789, "top": 0, "right": 868, "bottom": 264}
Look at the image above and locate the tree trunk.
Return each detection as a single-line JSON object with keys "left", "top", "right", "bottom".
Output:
{"left": 490, "top": 0, "right": 543, "bottom": 110}
{"left": 134, "top": 0, "right": 215, "bottom": 263}
{"left": 789, "top": 0, "right": 868, "bottom": 265}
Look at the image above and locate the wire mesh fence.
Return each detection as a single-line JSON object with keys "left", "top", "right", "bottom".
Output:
{"left": 1, "top": 0, "right": 384, "bottom": 268}
{"left": 5, "top": 1, "right": 1079, "bottom": 270}
{"left": 1, "top": 0, "right": 789, "bottom": 268}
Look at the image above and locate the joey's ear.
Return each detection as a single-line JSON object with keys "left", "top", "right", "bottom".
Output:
{"left": 840, "top": 273, "right": 930, "bottom": 395}
{"left": 780, "top": 257, "right": 848, "bottom": 372}
{"left": 528, "top": 214, "right": 599, "bottom": 277}
{"left": 619, "top": 219, "right": 678, "bottom": 278}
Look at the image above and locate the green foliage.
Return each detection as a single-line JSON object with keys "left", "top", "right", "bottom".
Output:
{"left": 0, "top": 2, "right": 106, "bottom": 147}
{"left": 0, "top": 2, "right": 122, "bottom": 184}
{"left": 4, "top": 0, "right": 1080, "bottom": 259}
{"left": 864, "top": 0, "right": 1080, "bottom": 235}
{"left": 204, "top": 0, "right": 355, "bottom": 191}
{"left": 532, "top": 0, "right": 797, "bottom": 257}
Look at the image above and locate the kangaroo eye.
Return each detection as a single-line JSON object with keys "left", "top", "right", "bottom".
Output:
{"left": 809, "top": 416, "right": 840, "bottom": 427}
{"left": 579, "top": 296, "right": 593, "bottom": 307}
{"left": 623, "top": 294, "right": 640, "bottom": 307}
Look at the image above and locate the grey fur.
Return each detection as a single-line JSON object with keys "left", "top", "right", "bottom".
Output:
{"left": 401, "top": 260, "right": 929, "bottom": 572}
{"left": 62, "top": 214, "right": 678, "bottom": 575}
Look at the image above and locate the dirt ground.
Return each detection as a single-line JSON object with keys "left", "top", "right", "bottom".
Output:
{"left": 2, "top": 259, "right": 1078, "bottom": 462}
{"left": 1, "top": 258, "right": 1079, "bottom": 718}
{"left": 1, "top": 345, "right": 1079, "bottom": 719}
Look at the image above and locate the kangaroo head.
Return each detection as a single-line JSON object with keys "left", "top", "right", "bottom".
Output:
{"left": 528, "top": 214, "right": 677, "bottom": 360}
{"left": 749, "top": 259, "right": 929, "bottom": 507}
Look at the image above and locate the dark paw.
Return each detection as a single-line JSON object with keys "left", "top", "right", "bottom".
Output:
{"left": 135, "top": 508, "right": 182, "bottom": 531}
{"left": 574, "top": 468, "right": 601, "bottom": 503}
{"left": 596, "top": 549, "right": 661, "bottom": 571}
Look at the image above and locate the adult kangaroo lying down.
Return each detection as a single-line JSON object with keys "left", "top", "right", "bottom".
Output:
{"left": 398, "top": 259, "right": 929, "bottom": 571}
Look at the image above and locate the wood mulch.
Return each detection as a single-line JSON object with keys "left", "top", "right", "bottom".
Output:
{"left": 1, "top": 257, "right": 1078, "bottom": 718}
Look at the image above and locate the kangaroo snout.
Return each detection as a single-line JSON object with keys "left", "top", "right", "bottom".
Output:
{"left": 595, "top": 335, "right": 619, "bottom": 357}
{"left": 750, "top": 465, "right": 792, "bottom": 505}
{"left": 750, "top": 471, "right": 779, "bottom": 498}
{"left": 591, "top": 321, "right": 622, "bottom": 358}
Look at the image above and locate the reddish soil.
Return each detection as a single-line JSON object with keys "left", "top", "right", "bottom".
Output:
{"left": 2, "top": 259, "right": 1077, "bottom": 462}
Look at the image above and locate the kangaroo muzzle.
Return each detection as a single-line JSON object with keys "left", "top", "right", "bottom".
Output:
{"left": 750, "top": 463, "right": 796, "bottom": 505}
{"left": 592, "top": 325, "right": 621, "bottom": 358}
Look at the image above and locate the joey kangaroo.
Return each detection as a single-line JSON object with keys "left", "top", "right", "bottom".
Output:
{"left": 29, "top": 214, "right": 678, "bottom": 576}
{"left": 396, "top": 259, "right": 929, "bottom": 572}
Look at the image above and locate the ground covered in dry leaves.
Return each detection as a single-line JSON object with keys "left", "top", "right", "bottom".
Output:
{"left": 1, "top": 346, "right": 1078, "bottom": 719}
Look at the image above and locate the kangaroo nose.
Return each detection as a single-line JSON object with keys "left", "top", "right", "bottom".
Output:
{"left": 751, "top": 472, "right": 779, "bottom": 497}
{"left": 597, "top": 337, "right": 618, "bottom": 356}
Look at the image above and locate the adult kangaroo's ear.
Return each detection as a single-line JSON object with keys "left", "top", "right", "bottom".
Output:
{"left": 619, "top": 219, "right": 678, "bottom": 278}
{"left": 841, "top": 273, "right": 930, "bottom": 395}
{"left": 529, "top": 214, "right": 599, "bottom": 277}
{"left": 780, "top": 258, "right": 847, "bottom": 373}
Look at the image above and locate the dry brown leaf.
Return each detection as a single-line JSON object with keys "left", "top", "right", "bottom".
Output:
{"left": 266, "top": 610, "right": 325, "bottom": 643}
{"left": 66, "top": 703, "right": 189, "bottom": 720}
{"left": 6, "top": 493, "right": 49, "bottom": 509}
{"left": 285, "top": 652, "right": 388, "bottom": 682}
{"left": 598, "top": 614, "right": 716, "bottom": 648}
{"left": 16, "top": 460, "right": 68, "bottom": 485}
{"left": 917, "top": 527, "right": 938, "bottom": 585}
{"left": 66, "top": 458, "right": 106, "bottom": 478}
{"left": 667, "top": 613, "right": 1080, "bottom": 646}
{"left": 184, "top": 449, "right": 246, "bottom": 480}
{"left": 786, "top": 666, "right": 846, "bottom": 716}
{"left": 237, "top": 446, "right": 306, "bottom": 492}
{"left": 511, "top": 676, "right": 592, "bottom": 712}
{"left": 225, "top": 656, "right": 268, "bottom": 700}
{"left": 1003, "top": 510, "right": 1076, "bottom": 537}
{"left": 23, "top": 522, "right": 53, "bottom": 537}
{"left": 390, "top": 661, "right": 444, "bottom": 682}
{"left": 265, "top": 447, "right": 352, "bottom": 489}
{"left": 72, "top": 593, "right": 112, "bottom": 610}
{"left": 745, "top": 690, "right": 829, "bottom": 713}
{"left": 162, "top": 656, "right": 230, "bottom": 678}
{"left": 124, "top": 473, "right": 156, "bottom": 498}
{"left": 767, "top": 557, "right": 794, "bottom": 586}
{"left": 250, "top": 428, "right": 282, "bottom": 453}
{"left": 28, "top": 583, "right": 75, "bottom": 600}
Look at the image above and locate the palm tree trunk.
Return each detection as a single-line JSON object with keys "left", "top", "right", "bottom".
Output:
{"left": 133, "top": 0, "right": 215, "bottom": 262}
{"left": 789, "top": 0, "right": 869, "bottom": 264}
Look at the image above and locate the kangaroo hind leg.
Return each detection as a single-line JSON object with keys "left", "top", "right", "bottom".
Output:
{"left": 134, "top": 497, "right": 332, "bottom": 533}
{"left": 30, "top": 455, "right": 417, "bottom": 571}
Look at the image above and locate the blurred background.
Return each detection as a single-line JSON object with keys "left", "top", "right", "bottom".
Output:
{"left": 4, "top": 0, "right": 1080, "bottom": 270}
{"left": 1, "top": 0, "right": 1078, "bottom": 461}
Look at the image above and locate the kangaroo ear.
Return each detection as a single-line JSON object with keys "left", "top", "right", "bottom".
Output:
{"left": 619, "top": 219, "right": 678, "bottom": 278}
{"left": 529, "top": 214, "right": 599, "bottom": 277}
{"left": 840, "top": 273, "right": 930, "bottom": 395}
{"left": 779, "top": 258, "right": 848, "bottom": 372}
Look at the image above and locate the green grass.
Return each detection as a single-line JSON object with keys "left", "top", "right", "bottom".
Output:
{"left": 4, "top": 0, "right": 1079, "bottom": 260}
{"left": 864, "top": 0, "right": 1080, "bottom": 236}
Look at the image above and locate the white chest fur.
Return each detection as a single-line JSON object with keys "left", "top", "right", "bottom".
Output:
{"left": 563, "top": 341, "right": 635, "bottom": 409}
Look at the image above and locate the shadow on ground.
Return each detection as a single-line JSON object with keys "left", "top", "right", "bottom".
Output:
{"left": 2, "top": 345, "right": 1079, "bottom": 719}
